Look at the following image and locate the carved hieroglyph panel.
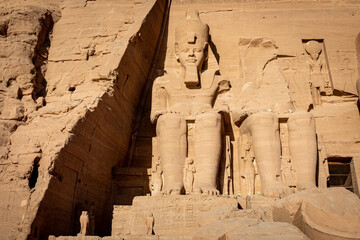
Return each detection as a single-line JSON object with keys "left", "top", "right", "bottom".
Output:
{"left": 130, "top": 195, "right": 238, "bottom": 236}
{"left": 112, "top": 205, "right": 132, "bottom": 237}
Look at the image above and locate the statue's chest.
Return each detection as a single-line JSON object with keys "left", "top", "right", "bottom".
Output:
{"left": 164, "top": 84, "right": 217, "bottom": 98}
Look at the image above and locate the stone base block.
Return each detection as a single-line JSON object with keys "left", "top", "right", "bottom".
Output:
{"left": 129, "top": 195, "right": 238, "bottom": 236}
{"left": 112, "top": 206, "right": 132, "bottom": 236}
{"left": 125, "top": 235, "right": 159, "bottom": 240}
{"left": 48, "top": 236, "right": 124, "bottom": 240}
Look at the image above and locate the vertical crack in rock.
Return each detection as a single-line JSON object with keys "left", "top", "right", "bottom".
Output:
{"left": 31, "top": 12, "right": 54, "bottom": 104}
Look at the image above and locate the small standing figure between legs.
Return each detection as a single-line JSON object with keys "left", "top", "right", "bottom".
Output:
{"left": 146, "top": 213, "right": 154, "bottom": 235}
{"left": 78, "top": 211, "right": 89, "bottom": 236}
{"left": 184, "top": 158, "right": 196, "bottom": 194}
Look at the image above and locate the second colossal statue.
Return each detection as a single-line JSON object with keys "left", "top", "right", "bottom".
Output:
{"left": 150, "top": 9, "right": 230, "bottom": 195}
{"left": 234, "top": 38, "right": 318, "bottom": 197}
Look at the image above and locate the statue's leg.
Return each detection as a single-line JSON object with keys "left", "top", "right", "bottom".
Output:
{"left": 156, "top": 113, "right": 186, "bottom": 195}
{"left": 288, "top": 111, "right": 317, "bottom": 190}
{"left": 245, "top": 112, "right": 291, "bottom": 197}
{"left": 194, "top": 112, "right": 221, "bottom": 195}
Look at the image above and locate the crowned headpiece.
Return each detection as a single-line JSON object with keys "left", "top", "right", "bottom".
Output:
{"left": 175, "top": 9, "right": 209, "bottom": 45}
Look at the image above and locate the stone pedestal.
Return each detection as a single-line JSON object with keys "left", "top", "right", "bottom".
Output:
{"left": 129, "top": 195, "right": 238, "bottom": 236}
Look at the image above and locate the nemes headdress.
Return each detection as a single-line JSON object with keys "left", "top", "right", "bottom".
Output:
{"left": 175, "top": 9, "right": 209, "bottom": 45}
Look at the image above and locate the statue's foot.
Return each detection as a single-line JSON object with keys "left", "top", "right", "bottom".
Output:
{"left": 297, "top": 182, "right": 317, "bottom": 191}
{"left": 263, "top": 181, "right": 294, "bottom": 198}
{"left": 163, "top": 188, "right": 181, "bottom": 195}
{"left": 195, "top": 184, "right": 220, "bottom": 195}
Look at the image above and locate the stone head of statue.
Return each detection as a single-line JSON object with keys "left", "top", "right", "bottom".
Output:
{"left": 155, "top": 156, "right": 161, "bottom": 165}
{"left": 82, "top": 211, "right": 88, "bottom": 215}
{"left": 185, "top": 157, "right": 194, "bottom": 165}
{"left": 305, "top": 40, "right": 322, "bottom": 61}
{"left": 244, "top": 141, "right": 251, "bottom": 151}
{"left": 148, "top": 213, "right": 153, "bottom": 217}
{"left": 175, "top": 9, "right": 209, "bottom": 81}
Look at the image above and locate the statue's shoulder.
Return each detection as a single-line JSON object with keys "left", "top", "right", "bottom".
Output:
{"left": 214, "top": 72, "right": 229, "bottom": 83}
{"left": 153, "top": 70, "right": 179, "bottom": 87}
{"left": 153, "top": 75, "right": 170, "bottom": 88}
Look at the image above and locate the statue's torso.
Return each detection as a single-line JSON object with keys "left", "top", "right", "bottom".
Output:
{"left": 156, "top": 70, "right": 219, "bottom": 116}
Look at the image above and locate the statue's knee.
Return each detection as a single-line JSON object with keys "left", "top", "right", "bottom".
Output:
{"left": 288, "top": 111, "right": 315, "bottom": 129}
{"left": 195, "top": 112, "right": 221, "bottom": 128}
{"left": 157, "top": 113, "right": 186, "bottom": 134}
{"left": 246, "top": 112, "right": 278, "bottom": 128}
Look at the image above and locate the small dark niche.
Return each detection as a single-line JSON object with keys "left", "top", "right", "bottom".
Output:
{"left": 29, "top": 158, "right": 40, "bottom": 189}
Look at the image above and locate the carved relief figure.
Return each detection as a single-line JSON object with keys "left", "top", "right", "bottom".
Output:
{"left": 234, "top": 39, "right": 318, "bottom": 197}
{"left": 280, "top": 59, "right": 312, "bottom": 111}
{"left": 280, "top": 156, "right": 296, "bottom": 187}
{"left": 222, "top": 136, "right": 233, "bottom": 195}
{"left": 150, "top": 9, "right": 230, "bottom": 195}
{"left": 337, "top": 58, "right": 356, "bottom": 93}
{"left": 243, "top": 142, "right": 255, "bottom": 196}
{"left": 78, "top": 211, "right": 89, "bottom": 236}
{"left": 151, "top": 157, "right": 163, "bottom": 195}
{"left": 317, "top": 135, "right": 330, "bottom": 188}
{"left": 239, "top": 134, "right": 255, "bottom": 196}
{"left": 146, "top": 213, "right": 154, "bottom": 235}
{"left": 184, "top": 158, "right": 196, "bottom": 194}
{"left": 253, "top": 160, "right": 261, "bottom": 194}
{"left": 304, "top": 40, "right": 332, "bottom": 106}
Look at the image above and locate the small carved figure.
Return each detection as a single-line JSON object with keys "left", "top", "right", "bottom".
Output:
{"left": 253, "top": 160, "right": 261, "bottom": 194}
{"left": 78, "top": 211, "right": 89, "bottom": 236}
{"left": 317, "top": 135, "right": 330, "bottom": 188}
{"left": 152, "top": 157, "right": 163, "bottom": 195}
{"left": 280, "top": 156, "right": 296, "bottom": 187}
{"left": 222, "top": 136, "right": 232, "bottom": 195}
{"left": 243, "top": 142, "right": 255, "bottom": 196}
{"left": 304, "top": 40, "right": 332, "bottom": 106}
{"left": 184, "top": 158, "right": 196, "bottom": 194}
{"left": 337, "top": 58, "right": 356, "bottom": 93}
{"left": 223, "top": 162, "right": 231, "bottom": 195}
{"left": 146, "top": 213, "right": 154, "bottom": 235}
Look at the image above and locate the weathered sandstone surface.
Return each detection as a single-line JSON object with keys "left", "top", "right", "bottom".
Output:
{"left": 1, "top": 0, "right": 168, "bottom": 238}
{"left": 0, "top": 0, "right": 360, "bottom": 240}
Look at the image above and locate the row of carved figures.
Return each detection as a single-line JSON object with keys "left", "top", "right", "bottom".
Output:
{"left": 150, "top": 132, "right": 330, "bottom": 196}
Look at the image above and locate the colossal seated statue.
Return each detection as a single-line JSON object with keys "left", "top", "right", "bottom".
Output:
{"left": 233, "top": 38, "right": 318, "bottom": 197}
{"left": 150, "top": 9, "right": 230, "bottom": 195}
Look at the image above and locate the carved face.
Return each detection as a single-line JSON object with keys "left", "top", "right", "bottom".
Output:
{"left": 309, "top": 52, "right": 320, "bottom": 61}
{"left": 175, "top": 42, "right": 208, "bottom": 70}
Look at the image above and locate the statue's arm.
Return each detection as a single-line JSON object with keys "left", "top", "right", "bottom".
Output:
{"left": 213, "top": 76, "right": 231, "bottom": 113}
{"left": 150, "top": 78, "right": 167, "bottom": 123}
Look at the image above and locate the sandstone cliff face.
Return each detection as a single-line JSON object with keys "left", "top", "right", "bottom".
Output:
{"left": 0, "top": 1, "right": 60, "bottom": 238}
{"left": 0, "top": 0, "right": 167, "bottom": 239}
